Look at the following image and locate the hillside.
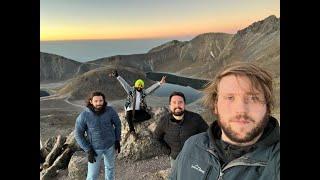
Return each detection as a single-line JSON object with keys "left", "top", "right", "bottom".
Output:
{"left": 40, "top": 52, "right": 101, "bottom": 82}
{"left": 41, "top": 15, "right": 279, "bottom": 81}
{"left": 57, "top": 66, "right": 156, "bottom": 101}
{"left": 41, "top": 15, "right": 280, "bottom": 111}
{"left": 201, "top": 15, "right": 280, "bottom": 79}
{"left": 85, "top": 15, "right": 279, "bottom": 80}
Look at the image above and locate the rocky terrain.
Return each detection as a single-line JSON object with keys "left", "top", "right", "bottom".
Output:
{"left": 40, "top": 15, "right": 280, "bottom": 179}
{"left": 40, "top": 106, "right": 206, "bottom": 180}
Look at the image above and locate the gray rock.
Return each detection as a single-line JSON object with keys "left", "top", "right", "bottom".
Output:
{"left": 63, "top": 130, "right": 82, "bottom": 152}
{"left": 40, "top": 136, "right": 57, "bottom": 160}
{"left": 118, "top": 107, "right": 170, "bottom": 161}
{"left": 67, "top": 151, "right": 88, "bottom": 180}
{"left": 155, "top": 168, "right": 171, "bottom": 179}
{"left": 41, "top": 148, "right": 73, "bottom": 180}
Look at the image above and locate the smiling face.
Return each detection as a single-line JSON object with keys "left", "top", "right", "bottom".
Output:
{"left": 215, "top": 74, "right": 268, "bottom": 146}
{"left": 169, "top": 95, "right": 185, "bottom": 116}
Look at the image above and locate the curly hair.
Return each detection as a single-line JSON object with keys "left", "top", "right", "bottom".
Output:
{"left": 85, "top": 91, "right": 108, "bottom": 112}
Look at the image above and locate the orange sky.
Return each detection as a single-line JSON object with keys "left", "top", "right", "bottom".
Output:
{"left": 41, "top": 0, "right": 279, "bottom": 41}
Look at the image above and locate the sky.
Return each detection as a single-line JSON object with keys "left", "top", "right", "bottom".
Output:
{"left": 40, "top": 0, "right": 279, "bottom": 41}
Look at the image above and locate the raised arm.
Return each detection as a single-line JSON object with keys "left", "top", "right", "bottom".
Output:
{"left": 110, "top": 70, "right": 132, "bottom": 94}
{"left": 145, "top": 76, "right": 166, "bottom": 95}
{"left": 117, "top": 76, "right": 132, "bottom": 94}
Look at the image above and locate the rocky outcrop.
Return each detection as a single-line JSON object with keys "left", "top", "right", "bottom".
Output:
{"left": 40, "top": 107, "right": 172, "bottom": 179}
{"left": 40, "top": 131, "right": 81, "bottom": 180}
{"left": 118, "top": 107, "right": 170, "bottom": 161}
{"left": 67, "top": 151, "right": 88, "bottom": 180}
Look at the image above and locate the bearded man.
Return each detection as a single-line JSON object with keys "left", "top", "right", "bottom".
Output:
{"left": 169, "top": 62, "right": 280, "bottom": 180}
{"left": 74, "top": 91, "right": 121, "bottom": 180}
{"left": 154, "top": 91, "right": 208, "bottom": 168}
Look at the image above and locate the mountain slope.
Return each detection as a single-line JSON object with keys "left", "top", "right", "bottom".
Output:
{"left": 41, "top": 15, "right": 279, "bottom": 82}
{"left": 85, "top": 15, "right": 279, "bottom": 80}
{"left": 40, "top": 52, "right": 100, "bottom": 82}
{"left": 58, "top": 66, "right": 156, "bottom": 101}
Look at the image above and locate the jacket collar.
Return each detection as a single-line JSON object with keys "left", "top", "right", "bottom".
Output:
{"left": 206, "top": 116, "right": 280, "bottom": 159}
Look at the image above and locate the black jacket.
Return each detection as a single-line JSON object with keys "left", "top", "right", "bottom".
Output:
{"left": 154, "top": 110, "right": 208, "bottom": 159}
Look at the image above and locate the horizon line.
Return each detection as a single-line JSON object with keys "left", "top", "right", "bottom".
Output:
{"left": 40, "top": 32, "right": 236, "bottom": 42}
{"left": 40, "top": 36, "right": 195, "bottom": 42}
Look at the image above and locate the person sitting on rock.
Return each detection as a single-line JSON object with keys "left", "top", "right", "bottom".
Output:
{"left": 110, "top": 70, "right": 166, "bottom": 139}
{"left": 74, "top": 91, "right": 121, "bottom": 180}
{"left": 154, "top": 91, "right": 208, "bottom": 168}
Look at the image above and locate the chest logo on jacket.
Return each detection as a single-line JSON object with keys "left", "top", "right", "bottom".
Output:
{"left": 191, "top": 164, "right": 205, "bottom": 174}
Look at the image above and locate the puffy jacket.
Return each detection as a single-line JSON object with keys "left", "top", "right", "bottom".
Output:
{"left": 116, "top": 76, "right": 161, "bottom": 111}
{"left": 154, "top": 110, "right": 209, "bottom": 159}
{"left": 74, "top": 106, "right": 121, "bottom": 152}
{"left": 169, "top": 116, "right": 280, "bottom": 180}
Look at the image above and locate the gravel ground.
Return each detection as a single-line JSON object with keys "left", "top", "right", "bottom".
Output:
{"left": 53, "top": 155, "right": 171, "bottom": 180}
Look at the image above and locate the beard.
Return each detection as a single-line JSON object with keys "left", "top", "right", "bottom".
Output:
{"left": 172, "top": 107, "right": 184, "bottom": 116}
{"left": 135, "top": 87, "right": 143, "bottom": 92}
{"left": 87, "top": 103, "right": 106, "bottom": 115}
{"left": 217, "top": 113, "right": 269, "bottom": 144}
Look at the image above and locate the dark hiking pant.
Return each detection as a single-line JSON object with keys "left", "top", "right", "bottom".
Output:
{"left": 125, "top": 110, "right": 151, "bottom": 132}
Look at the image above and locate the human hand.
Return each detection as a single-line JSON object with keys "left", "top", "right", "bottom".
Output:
{"left": 87, "top": 148, "right": 97, "bottom": 163}
{"left": 160, "top": 76, "right": 166, "bottom": 84}
{"left": 110, "top": 70, "right": 119, "bottom": 78}
{"left": 115, "top": 140, "right": 121, "bottom": 153}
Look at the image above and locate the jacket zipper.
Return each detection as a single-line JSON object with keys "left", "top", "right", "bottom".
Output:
{"left": 207, "top": 149, "right": 223, "bottom": 180}
{"left": 222, "top": 157, "right": 267, "bottom": 171}
{"left": 207, "top": 149, "right": 267, "bottom": 180}
{"left": 218, "top": 171, "right": 223, "bottom": 180}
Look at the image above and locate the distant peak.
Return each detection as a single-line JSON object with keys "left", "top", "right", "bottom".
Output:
{"left": 264, "top": 15, "right": 279, "bottom": 23}
{"left": 148, "top": 40, "right": 183, "bottom": 53}
{"left": 236, "top": 15, "right": 280, "bottom": 36}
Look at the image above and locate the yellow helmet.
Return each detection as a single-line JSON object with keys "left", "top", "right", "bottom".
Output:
{"left": 134, "top": 79, "right": 144, "bottom": 88}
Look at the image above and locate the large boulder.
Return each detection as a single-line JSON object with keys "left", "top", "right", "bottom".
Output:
{"left": 40, "top": 136, "right": 58, "bottom": 160}
{"left": 40, "top": 130, "right": 82, "bottom": 180}
{"left": 67, "top": 151, "right": 88, "bottom": 180}
{"left": 63, "top": 130, "right": 82, "bottom": 152}
{"left": 118, "top": 107, "right": 170, "bottom": 161}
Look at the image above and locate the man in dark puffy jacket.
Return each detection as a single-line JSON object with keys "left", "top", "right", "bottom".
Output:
{"left": 170, "top": 62, "right": 280, "bottom": 180}
{"left": 75, "top": 91, "right": 121, "bottom": 180}
{"left": 154, "top": 91, "right": 208, "bottom": 168}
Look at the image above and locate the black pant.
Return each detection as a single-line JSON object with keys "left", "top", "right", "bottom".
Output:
{"left": 126, "top": 110, "right": 151, "bottom": 132}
